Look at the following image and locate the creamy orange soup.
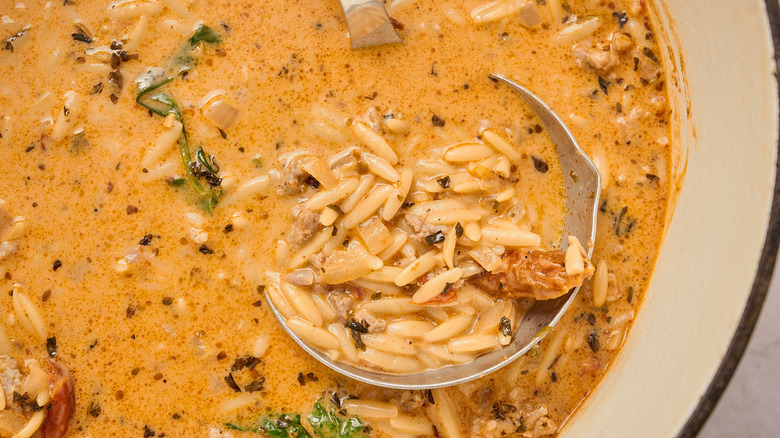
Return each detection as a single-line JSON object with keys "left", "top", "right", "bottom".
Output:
{"left": 0, "top": 0, "right": 672, "bottom": 436}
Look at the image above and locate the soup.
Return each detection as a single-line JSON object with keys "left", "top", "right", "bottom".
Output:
{"left": 0, "top": 0, "right": 673, "bottom": 436}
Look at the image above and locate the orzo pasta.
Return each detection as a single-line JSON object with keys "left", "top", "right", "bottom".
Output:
{"left": 0, "top": 0, "right": 674, "bottom": 436}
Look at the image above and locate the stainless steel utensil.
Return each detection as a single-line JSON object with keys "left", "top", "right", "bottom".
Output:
{"left": 337, "top": 0, "right": 402, "bottom": 48}
{"left": 266, "top": 74, "right": 601, "bottom": 389}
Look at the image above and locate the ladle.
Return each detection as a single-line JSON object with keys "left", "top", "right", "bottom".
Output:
{"left": 266, "top": 74, "right": 601, "bottom": 389}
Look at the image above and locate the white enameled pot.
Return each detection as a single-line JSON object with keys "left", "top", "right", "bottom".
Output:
{"left": 562, "top": 1, "right": 780, "bottom": 437}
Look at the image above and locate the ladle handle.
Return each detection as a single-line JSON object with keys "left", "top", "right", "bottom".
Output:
{"left": 338, "top": 0, "right": 402, "bottom": 48}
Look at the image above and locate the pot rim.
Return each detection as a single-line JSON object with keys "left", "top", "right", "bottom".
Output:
{"left": 676, "top": 2, "right": 780, "bottom": 436}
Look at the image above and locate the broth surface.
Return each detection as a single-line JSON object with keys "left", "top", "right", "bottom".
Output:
{"left": 0, "top": 0, "right": 672, "bottom": 436}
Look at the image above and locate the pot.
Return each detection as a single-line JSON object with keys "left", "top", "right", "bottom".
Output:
{"left": 563, "top": 1, "right": 780, "bottom": 436}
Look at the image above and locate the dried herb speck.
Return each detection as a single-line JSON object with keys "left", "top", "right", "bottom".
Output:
{"left": 139, "top": 234, "right": 153, "bottom": 246}
{"left": 87, "top": 400, "right": 101, "bottom": 418}
{"left": 303, "top": 175, "right": 320, "bottom": 189}
{"left": 499, "top": 316, "right": 512, "bottom": 337}
{"left": 612, "top": 11, "right": 628, "bottom": 27}
{"left": 425, "top": 230, "right": 445, "bottom": 246}
{"left": 13, "top": 391, "right": 42, "bottom": 412}
{"left": 244, "top": 376, "right": 265, "bottom": 392}
{"left": 492, "top": 402, "right": 518, "bottom": 420}
{"left": 431, "top": 114, "right": 445, "bottom": 127}
{"left": 643, "top": 47, "right": 659, "bottom": 62}
{"left": 532, "top": 156, "right": 549, "bottom": 173}
{"left": 455, "top": 222, "right": 464, "bottom": 238}
{"left": 230, "top": 355, "right": 261, "bottom": 372}
{"left": 598, "top": 76, "right": 609, "bottom": 94}
{"left": 224, "top": 373, "right": 241, "bottom": 392}
{"left": 3, "top": 26, "right": 31, "bottom": 52}
{"left": 587, "top": 330, "right": 600, "bottom": 353}
{"left": 347, "top": 319, "right": 369, "bottom": 351}
{"left": 71, "top": 32, "right": 93, "bottom": 44}
{"left": 46, "top": 336, "right": 57, "bottom": 357}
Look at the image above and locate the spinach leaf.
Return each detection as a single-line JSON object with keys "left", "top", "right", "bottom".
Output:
{"left": 337, "top": 416, "right": 364, "bottom": 438}
{"left": 229, "top": 398, "right": 367, "bottom": 438}
{"left": 308, "top": 400, "right": 337, "bottom": 437}
{"left": 189, "top": 24, "right": 221, "bottom": 45}
{"left": 308, "top": 400, "right": 366, "bottom": 438}
{"left": 261, "top": 418, "right": 289, "bottom": 438}
{"left": 134, "top": 71, "right": 208, "bottom": 198}
{"left": 287, "top": 415, "right": 313, "bottom": 438}
{"left": 261, "top": 415, "right": 312, "bottom": 438}
{"left": 225, "top": 423, "right": 250, "bottom": 432}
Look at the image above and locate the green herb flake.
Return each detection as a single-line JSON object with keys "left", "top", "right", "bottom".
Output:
{"left": 168, "top": 177, "right": 187, "bottom": 187}
{"left": 226, "top": 399, "right": 367, "bottom": 438}
{"left": 201, "top": 193, "right": 219, "bottom": 213}
{"left": 253, "top": 156, "right": 263, "bottom": 167}
{"left": 308, "top": 399, "right": 367, "bottom": 438}
{"left": 225, "top": 423, "right": 250, "bottom": 432}
{"left": 261, "top": 414, "right": 311, "bottom": 438}
{"left": 261, "top": 418, "right": 290, "bottom": 438}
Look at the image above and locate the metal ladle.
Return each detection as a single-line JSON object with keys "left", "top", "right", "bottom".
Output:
{"left": 266, "top": 75, "right": 601, "bottom": 389}
{"left": 338, "top": 0, "right": 402, "bottom": 48}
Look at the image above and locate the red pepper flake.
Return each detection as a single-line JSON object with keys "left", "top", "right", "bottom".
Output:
{"left": 52, "top": 260, "right": 62, "bottom": 271}
{"left": 126, "top": 205, "right": 139, "bottom": 214}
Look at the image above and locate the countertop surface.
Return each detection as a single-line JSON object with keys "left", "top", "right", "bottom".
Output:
{"left": 699, "top": 255, "right": 780, "bottom": 437}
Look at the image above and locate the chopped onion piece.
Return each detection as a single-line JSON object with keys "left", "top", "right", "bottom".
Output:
{"left": 202, "top": 99, "right": 240, "bottom": 131}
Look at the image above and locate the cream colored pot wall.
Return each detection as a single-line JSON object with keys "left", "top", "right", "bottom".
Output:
{"left": 562, "top": 1, "right": 778, "bottom": 436}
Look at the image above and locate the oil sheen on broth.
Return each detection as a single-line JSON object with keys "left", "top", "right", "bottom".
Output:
{"left": 0, "top": 0, "right": 672, "bottom": 437}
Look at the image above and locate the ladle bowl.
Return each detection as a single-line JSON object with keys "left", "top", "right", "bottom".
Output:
{"left": 266, "top": 75, "right": 602, "bottom": 389}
